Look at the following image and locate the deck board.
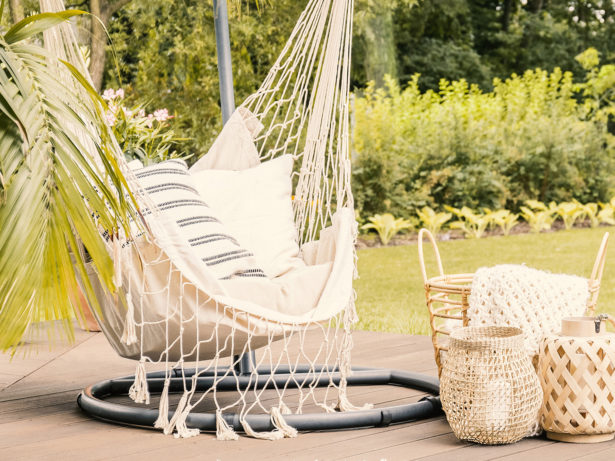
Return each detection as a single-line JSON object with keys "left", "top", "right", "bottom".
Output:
{"left": 1, "top": 329, "right": 614, "bottom": 460}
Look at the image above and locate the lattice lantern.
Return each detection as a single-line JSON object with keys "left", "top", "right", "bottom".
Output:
{"left": 538, "top": 317, "right": 615, "bottom": 443}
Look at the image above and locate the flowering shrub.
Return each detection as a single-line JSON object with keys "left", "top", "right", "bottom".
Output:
{"left": 102, "top": 88, "right": 189, "bottom": 165}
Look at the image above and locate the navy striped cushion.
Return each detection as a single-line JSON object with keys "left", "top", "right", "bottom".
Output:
{"left": 134, "top": 160, "right": 265, "bottom": 280}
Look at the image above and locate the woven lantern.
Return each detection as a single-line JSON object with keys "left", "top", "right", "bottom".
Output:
{"left": 440, "top": 326, "right": 542, "bottom": 445}
{"left": 538, "top": 317, "right": 615, "bottom": 443}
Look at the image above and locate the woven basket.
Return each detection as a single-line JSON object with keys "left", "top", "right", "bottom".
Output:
{"left": 418, "top": 229, "right": 610, "bottom": 377}
{"left": 440, "top": 326, "right": 543, "bottom": 445}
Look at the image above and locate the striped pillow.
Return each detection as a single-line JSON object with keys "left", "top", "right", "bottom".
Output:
{"left": 133, "top": 159, "right": 265, "bottom": 280}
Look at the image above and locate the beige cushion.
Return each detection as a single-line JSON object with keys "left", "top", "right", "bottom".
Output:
{"left": 221, "top": 262, "right": 333, "bottom": 316}
{"left": 192, "top": 155, "right": 302, "bottom": 278}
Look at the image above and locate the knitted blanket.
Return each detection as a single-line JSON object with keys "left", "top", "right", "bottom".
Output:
{"left": 467, "top": 264, "right": 589, "bottom": 357}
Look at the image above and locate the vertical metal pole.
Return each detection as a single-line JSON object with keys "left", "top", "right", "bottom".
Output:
{"left": 213, "top": 0, "right": 236, "bottom": 124}
{"left": 213, "top": 0, "right": 255, "bottom": 375}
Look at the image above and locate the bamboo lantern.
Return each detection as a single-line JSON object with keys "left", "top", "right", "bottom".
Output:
{"left": 440, "top": 326, "right": 542, "bottom": 445}
{"left": 538, "top": 316, "right": 615, "bottom": 443}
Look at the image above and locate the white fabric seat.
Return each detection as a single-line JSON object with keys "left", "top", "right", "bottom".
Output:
{"left": 89, "top": 206, "right": 354, "bottom": 361}
{"left": 89, "top": 108, "right": 357, "bottom": 362}
{"left": 221, "top": 261, "right": 333, "bottom": 316}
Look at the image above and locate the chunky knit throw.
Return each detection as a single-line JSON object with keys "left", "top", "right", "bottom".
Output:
{"left": 467, "top": 265, "right": 589, "bottom": 357}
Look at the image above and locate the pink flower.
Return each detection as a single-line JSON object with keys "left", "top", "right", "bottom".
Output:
{"left": 105, "top": 110, "right": 117, "bottom": 126}
{"left": 102, "top": 88, "right": 115, "bottom": 101}
{"left": 115, "top": 88, "right": 125, "bottom": 99}
{"left": 153, "top": 108, "right": 171, "bottom": 122}
{"left": 137, "top": 109, "right": 146, "bottom": 118}
{"left": 153, "top": 108, "right": 168, "bottom": 122}
{"left": 145, "top": 113, "right": 154, "bottom": 128}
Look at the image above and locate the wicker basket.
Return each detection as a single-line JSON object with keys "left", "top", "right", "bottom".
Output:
{"left": 418, "top": 229, "right": 610, "bottom": 377}
{"left": 440, "top": 326, "right": 543, "bottom": 445}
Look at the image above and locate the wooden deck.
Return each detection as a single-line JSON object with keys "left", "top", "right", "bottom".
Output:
{"left": 1, "top": 328, "right": 614, "bottom": 460}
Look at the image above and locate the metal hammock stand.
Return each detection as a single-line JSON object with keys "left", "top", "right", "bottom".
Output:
{"left": 76, "top": 0, "right": 442, "bottom": 436}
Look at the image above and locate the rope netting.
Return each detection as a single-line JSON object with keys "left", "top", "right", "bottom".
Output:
{"left": 41, "top": 0, "right": 363, "bottom": 440}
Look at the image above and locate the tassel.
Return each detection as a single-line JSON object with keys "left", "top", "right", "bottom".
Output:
{"left": 241, "top": 418, "right": 284, "bottom": 441}
{"left": 154, "top": 377, "right": 171, "bottom": 430}
{"left": 113, "top": 232, "right": 122, "bottom": 289}
{"left": 317, "top": 402, "right": 337, "bottom": 413}
{"left": 173, "top": 403, "right": 199, "bottom": 439}
{"left": 216, "top": 410, "right": 239, "bottom": 441}
{"left": 336, "top": 381, "right": 373, "bottom": 412}
{"left": 120, "top": 293, "right": 138, "bottom": 346}
{"left": 279, "top": 402, "right": 292, "bottom": 415}
{"left": 165, "top": 391, "right": 190, "bottom": 436}
{"left": 128, "top": 358, "right": 150, "bottom": 404}
{"left": 271, "top": 407, "right": 298, "bottom": 438}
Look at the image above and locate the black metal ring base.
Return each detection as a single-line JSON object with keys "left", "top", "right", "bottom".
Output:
{"left": 77, "top": 365, "right": 441, "bottom": 433}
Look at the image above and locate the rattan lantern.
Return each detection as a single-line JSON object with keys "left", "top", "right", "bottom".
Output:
{"left": 538, "top": 317, "right": 615, "bottom": 443}
{"left": 440, "top": 326, "right": 543, "bottom": 445}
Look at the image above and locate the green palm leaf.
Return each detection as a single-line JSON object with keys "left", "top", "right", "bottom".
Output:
{"left": 0, "top": 12, "right": 135, "bottom": 352}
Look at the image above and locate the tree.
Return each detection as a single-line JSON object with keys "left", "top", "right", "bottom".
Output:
{"left": 392, "top": 0, "right": 491, "bottom": 90}
{"left": 88, "top": 0, "right": 134, "bottom": 91}
{"left": 8, "top": 0, "right": 24, "bottom": 23}
{"left": 354, "top": 0, "right": 417, "bottom": 88}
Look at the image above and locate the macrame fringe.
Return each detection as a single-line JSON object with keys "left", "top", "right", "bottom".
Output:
{"left": 173, "top": 403, "right": 200, "bottom": 439}
{"left": 241, "top": 418, "right": 284, "bottom": 441}
{"left": 317, "top": 402, "right": 337, "bottom": 413}
{"left": 271, "top": 406, "right": 298, "bottom": 438}
{"left": 164, "top": 391, "right": 189, "bottom": 435}
{"left": 352, "top": 219, "right": 360, "bottom": 280}
{"left": 120, "top": 293, "right": 138, "bottom": 346}
{"left": 154, "top": 377, "right": 171, "bottom": 431}
{"left": 216, "top": 410, "right": 239, "bottom": 441}
{"left": 333, "top": 296, "right": 373, "bottom": 413}
{"left": 279, "top": 401, "right": 292, "bottom": 415}
{"left": 336, "top": 382, "right": 373, "bottom": 412}
{"left": 344, "top": 296, "right": 359, "bottom": 328}
{"left": 128, "top": 358, "right": 150, "bottom": 404}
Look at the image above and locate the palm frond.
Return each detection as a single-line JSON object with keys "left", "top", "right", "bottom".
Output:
{"left": 0, "top": 12, "right": 135, "bottom": 352}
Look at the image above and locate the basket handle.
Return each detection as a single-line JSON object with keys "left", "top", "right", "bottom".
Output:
{"left": 418, "top": 229, "right": 445, "bottom": 284}
{"left": 587, "top": 231, "right": 609, "bottom": 314}
{"left": 590, "top": 231, "right": 609, "bottom": 285}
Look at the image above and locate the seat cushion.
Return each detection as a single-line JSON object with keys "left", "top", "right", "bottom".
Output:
{"left": 133, "top": 159, "right": 265, "bottom": 280}
{"left": 192, "top": 155, "right": 302, "bottom": 278}
{"left": 221, "top": 262, "right": 333, "bottom": 316}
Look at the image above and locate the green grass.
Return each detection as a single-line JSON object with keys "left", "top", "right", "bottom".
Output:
{"left": 354, "top": 227, "right": 614, "bottom": 335}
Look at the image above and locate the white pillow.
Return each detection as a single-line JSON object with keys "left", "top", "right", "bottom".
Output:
{"left": 133, "top": 159, "right": 265, "bottom": 280}
{"left": 192, "top": 155, "right": 302, "bottom": 278}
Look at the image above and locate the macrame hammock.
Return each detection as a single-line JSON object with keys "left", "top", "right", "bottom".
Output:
{"left": 41, "top": 0, "right": 440, "bottom": 440}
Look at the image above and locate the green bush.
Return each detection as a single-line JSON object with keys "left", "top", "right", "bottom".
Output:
{"left": 352, "top": 67, "right": 615, "bottom": 219}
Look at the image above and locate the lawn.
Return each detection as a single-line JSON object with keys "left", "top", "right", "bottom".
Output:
{"left": 354, "top": 227, "right": 614, "bottom": 335}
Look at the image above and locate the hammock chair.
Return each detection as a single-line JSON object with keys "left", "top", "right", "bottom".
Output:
{"left": 41, "top": 0, "right": 441, "bottom": 440}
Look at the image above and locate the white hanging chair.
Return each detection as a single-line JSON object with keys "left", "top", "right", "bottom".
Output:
{"left": 41, "top": 0, "right": 441, "bottom": 440}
